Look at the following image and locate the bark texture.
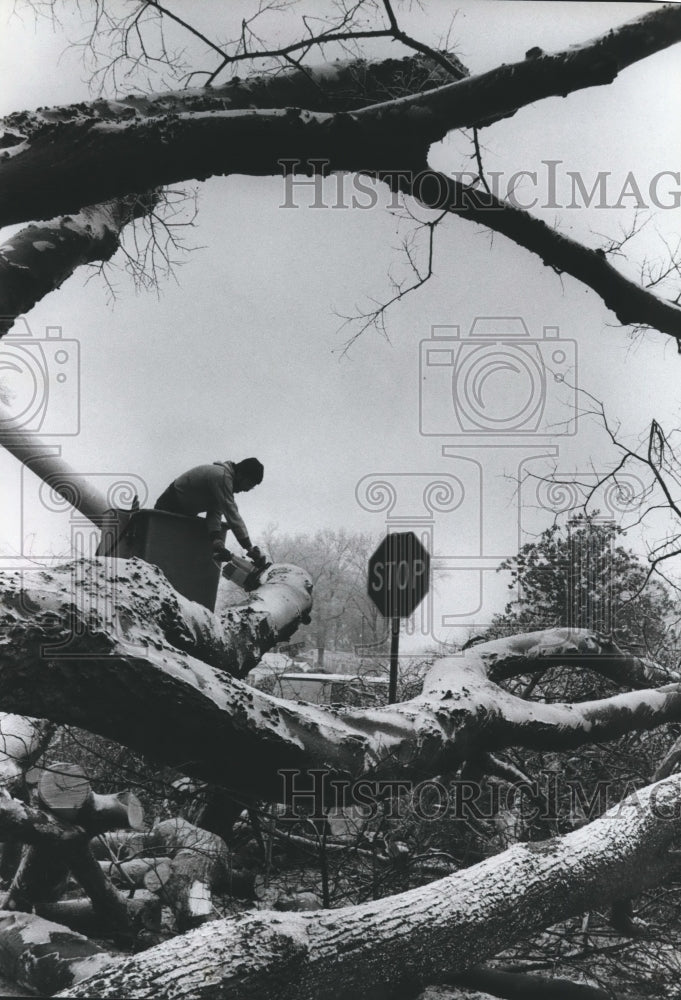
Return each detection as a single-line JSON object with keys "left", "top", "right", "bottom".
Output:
{"left": 0, "top": 558, "right": 677, "bottom": 798}
{"left": 57, "top": 775, "right": 681, "bottom": 999}
{"left": 0, "top": 196, "right": 154, "bottom": 334}
{"left": 0, "top": 8, "right": 679, "bottom": 340}
{"left": 2, "top": 7, "right": 679, "bottom": 228}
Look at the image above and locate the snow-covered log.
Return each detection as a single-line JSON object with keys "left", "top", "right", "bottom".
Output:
{"left": 0, "top": 553, "right": 312, "bottom": 684}
{"left": 0, "top": 911, "right": 116, "bottom": 996}
{"left": 57, "top": 774, "right": 681, "bottom": 999}
{"left": 152, "top": 818, "right": 255, "bottom": 928}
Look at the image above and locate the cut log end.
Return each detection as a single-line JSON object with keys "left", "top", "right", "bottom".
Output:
{"left": 38, "top": 762, "right": 90, "bottom": 819}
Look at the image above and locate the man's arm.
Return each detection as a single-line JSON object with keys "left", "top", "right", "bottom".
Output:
{"left": 214, "top": 467, "right": 252, "bottom": 551}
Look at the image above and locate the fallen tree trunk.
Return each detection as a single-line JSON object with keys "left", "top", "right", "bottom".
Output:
{"left": 57, "top": 774, "right": 681, "bottom": 999}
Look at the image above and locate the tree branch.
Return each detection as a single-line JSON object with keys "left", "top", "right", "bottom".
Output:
{"left": 390, "top": 168, "right": 681, "bottom": 342}
{"left": 2, "top": 5, "right": 679, "bottom": 228}
{"left": 0, "top": 195, "right": 156, "bottom": 335}
{"left": 0, "top": 561, "right": 679, "bottom": 800}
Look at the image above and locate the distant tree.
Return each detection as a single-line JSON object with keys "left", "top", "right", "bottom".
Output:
{"left": 263, "top": 528, "right": 380, "bottom": 667}
{"left": 489, "top": 514, "right": 678, "bottom": 665}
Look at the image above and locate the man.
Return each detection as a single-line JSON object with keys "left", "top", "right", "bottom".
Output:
{"left": 154, "top": 457, "right": 265, "bottom": 565}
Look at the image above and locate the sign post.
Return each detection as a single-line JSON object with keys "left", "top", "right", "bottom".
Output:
{"left": 367, "top": 532, "right": 431, "bottom": 703}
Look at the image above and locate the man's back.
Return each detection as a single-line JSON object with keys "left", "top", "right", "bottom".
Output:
{"left": 172, "top": 462, "right": 234, "bottom": 515}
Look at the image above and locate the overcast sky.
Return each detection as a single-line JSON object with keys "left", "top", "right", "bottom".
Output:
{"left": 1, "top": 0, "right": 680, "bottom": 646}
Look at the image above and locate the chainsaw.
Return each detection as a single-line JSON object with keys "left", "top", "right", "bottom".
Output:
{"left": 218, "top": 552, "right": 272, "bottom": 592}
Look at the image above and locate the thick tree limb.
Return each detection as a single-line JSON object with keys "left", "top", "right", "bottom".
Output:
{"left": 0, "top": 54, "right": 457, "bottom": 336}
{"left": 393, "top": 168, "right": 681, "bottom": 341}
{"left": 57, "top": 775, "right": 681, "bottom": 999}
{"left": 0, "top": 559, "right": 679, "bottom": 799}
{"left": 0, "top": 54, "right": 457, "bottom": 338}
{"left": 1, "top": 56, "right": 459, "bottom": 141}
{"left": 0, "top": 555, "right": 312, "bottom": 679}
{"left": 0, "top": 9, "right": 677, "bottom": 343}
{"left": 0, "top": 195, "right": 155, "bottom": 335}
{"left": 0, "top": 6, "right": 679, "bottom": 229}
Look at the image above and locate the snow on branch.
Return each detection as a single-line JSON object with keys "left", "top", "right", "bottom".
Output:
{"left": 0, "top": 195, "right": 157, "bottom": 335}
{"left": 0, "top": 558, "right": 679, "bottom": 800}
{"left": 0, "top": 5, "right": 679, "bottom": 230}
{"left": 57, "top": 773, "right": 681, "bottom": 999}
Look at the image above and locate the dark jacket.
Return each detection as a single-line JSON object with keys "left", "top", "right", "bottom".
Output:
{"left": 157, "top": 461, "right": 251, "bottom": 547}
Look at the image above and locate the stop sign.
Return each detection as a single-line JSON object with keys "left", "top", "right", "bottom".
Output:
{"left": 367, "top": 532, "right": 430, "bottom": 619}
